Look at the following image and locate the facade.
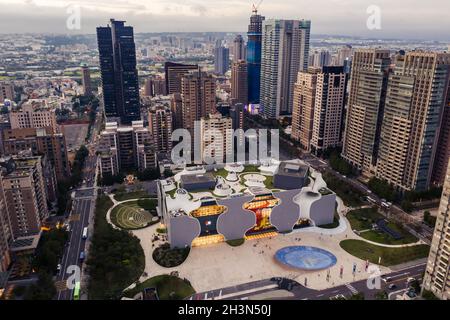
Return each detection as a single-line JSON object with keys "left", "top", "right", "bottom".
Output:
{"left": 97, "top": 19, "right": 140, "bottom": 125}
{"left": 81, "top": 64, "right": 92, "bottom": 96}
{"left": 2, "top": 127, "right": 70, "bottom": 181}
{"left": 9, "top": 103, "right": 58, "bottom": 133}
{"left": 229, "top": 103, "right": 245, "bottom": 130}
{"left": 232, "top": 35, "right": 246, "bottom": 62}
{"left": 144, "top": 76, "right": 167, "bottom": 97}
{"left": 0, "top": 156, "right": 49, "bottom": 238}
{"left": 231, "top": 60, "right": 248, "bottom": 105}
{"left": 164, "top": 62, "right": 198, "bottom": 95}
{"left": 214, "top": 45, "right": 230, "bottom": 75}
{"left": 0, "top": 179, "right": 11, "bottom": 273}
{"left": 291, "top": 67, "right": 319, "bottom": 150}
{"left": 148, "top": 105, "right": 173, "bottom": 153}
{"left": 260, "top": 19, "right": 311, "bottom": 118}
{"left": 310, "top": 50, "right": 332, "bottom": 68}
{"left": 170, "top": 92, "right": 183, "bottom": 129}
{"left": 246, "top": 9, "right": 265, "bottom": 104}
{"left": 200, "top": 113, "right": 233, "bottom": 164}
{"left": 181, "top": 70, "right": 216, "bottom": 136}
{"left": 423, "top": 160, "right": 450, "bottom": 300}
{"left": 310, "top": 66, "right": 346, "bottom": 154}
{"left": 97, "top": 121, "right": 156, "bottom": 176}
{"left": 341, "top": 49, "right": 391, "bottom": 175}
{"left": 0, "top": 82, "right": 14, "bottom": 103}
{"left": 432, "top": 80, "right": 450, "bottom": 186}
{"left": 376, "top": 52, "right": 450, "bottom": 191}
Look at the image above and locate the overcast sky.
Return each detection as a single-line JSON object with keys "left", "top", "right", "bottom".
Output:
{"left": 0, "top": 0, "right": 449, "bottom": 40}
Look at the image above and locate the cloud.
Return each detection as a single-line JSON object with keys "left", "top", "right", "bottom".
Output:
{"left": 0, "top": 0, "right": 448, "bottom": 40}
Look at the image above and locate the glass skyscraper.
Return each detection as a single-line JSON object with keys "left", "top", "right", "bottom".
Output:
{"left": 246, "top": 9, "right": 265, "bottom": 104}
{"left": 97, "top": 19, "right": 140, "bottom": 125}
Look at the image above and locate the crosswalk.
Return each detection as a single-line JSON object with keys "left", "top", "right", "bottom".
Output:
{"left": 345, "top": 283, "right": 358, "bottom": 295}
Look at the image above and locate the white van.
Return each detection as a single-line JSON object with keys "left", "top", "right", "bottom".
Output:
{"left": 82, "top": 227, "right": 88, "bottom": 240}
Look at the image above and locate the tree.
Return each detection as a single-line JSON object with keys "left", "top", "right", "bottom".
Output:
{"left": 375, "top": 291, "right": 388, "bottom": 300}
{"left": 163, "top": 169, "right": 174, "bottom": 178}
{"left": 348, "top": 292, "right": 365, "bottom": 300}
{"left": 401, "top": 200, "right": 413, "bottom": 213}
{"left": 367, "top": 177, "right": 398, "bottom": 202}
{"left": 24, "top": 272, "right": 56, "bottom": 300}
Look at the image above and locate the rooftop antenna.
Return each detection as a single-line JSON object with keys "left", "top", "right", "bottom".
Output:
{"left": 252, "top": 0, "right": 263, "bottom": 14}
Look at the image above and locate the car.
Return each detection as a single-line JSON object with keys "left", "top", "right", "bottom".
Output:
{"left": 388, "top": 283, "right": 397, "bottom": 290}
{"left": 382, "top": 276, "right": 393, "bottom": 283}
{"left": 79, "top": 251, "right": 85, "bottom": 261}
{"left": 57, "top": 263, "right": 62, "bottom": 272}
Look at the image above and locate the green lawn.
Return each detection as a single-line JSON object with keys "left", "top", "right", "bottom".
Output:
{"left": 123, "top": 275, "right": 195, "bottom": 300}
{"left": 360, "top": 223, "right": 418, "bottom": 245}
{"left": 347, "top": 207, "right": 418, "bottom": 245}
{"left": 110, "top": 200, "right": 159, "bottom": 230}
{"left": 114, "top": 190, "right": 151, "bottom": 201}
{"left": 340, "top": 240, "right": 429, "bottom": 266}
{"left": 346, "top": 207, "right": 384, "bottom": 231}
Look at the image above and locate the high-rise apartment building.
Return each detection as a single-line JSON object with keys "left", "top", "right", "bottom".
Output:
{"left": 310, "top": 66, "right": 346, "bottom": 154}
{"left": 341, "top": 49, "right": 391, "bottom": 175}
{"left": 432, "top": 79, "right": 450, "bottom": 186}
{"left": 170, "top": 92, "right": 183, "bottom": 129}
{"left": 1, "top": 155, "right": 49, "bottom": 238}
{"left": 180, "top": 70, "right": 216, "bottom": 136}
{"left": 0, "top": 82, "right": 14, "bottom": 103}
{"left": 148, "top": 105, "right": 173, "bottom": 153}
{"left": 376, "top": 51, "right": 450, "bottom": 191}
{"left": 97, "top": 19, "right": 140, "bottom": 125}
{"left": 9, "top": 102, "right": 58, "bottom": 133}
{"left": 337, "top": 45, "right": 353, "bottom": 66}
{"left": 232, "top": 35, "right": 246, "bottom": 62}
{"left": 246, "top": 9, "right": 265, "bottom": 104}
{"left": 200, "top": 113, "right": 233, "bottom": 164}
{"left": 310, "top": 50, "right": 332, "bottom": 68}
{"left": 231, "top": 60, "right": 248, "bottom": 105}
{"left": 2, "top": 127, "right": 70, "bottom": 181}
{"left": 0, "top": 179, "right": 11, "bottom": 273}
{"left": 97, "top": 121, "right": 156, "bottom": 177}
{"left": 230, "top": 103, "right": 245, "bottom": 130}
{"left": 423, "top": 160, "right": 450, "bottom": 300}
{"left": 144, "top": 76, "right": 167, "bottom": 97}
{"left": 291, "top": 67, "right": 319, "bottom": 150}
{"left": 164, "top": 62, "right": 198, "bottom": 95}
{"left": 214, "top": 45, "right": 230, "bottom": 75}
{"left": 260, "top": 19, "right": 311, "bottom": 119}
{"left": 81, "top": 63, "right": 92, "bottom": 96}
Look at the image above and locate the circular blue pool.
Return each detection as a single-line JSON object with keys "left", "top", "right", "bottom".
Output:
{"left": 275, "top": 246, "right": 337, "bottom": 271}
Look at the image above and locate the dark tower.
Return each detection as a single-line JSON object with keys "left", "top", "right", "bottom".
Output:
{"left": 97, "top": 19, "right": 140, "bottom": 125}
{"left": 246, "top": 8, "right": 265, "bottom": 104}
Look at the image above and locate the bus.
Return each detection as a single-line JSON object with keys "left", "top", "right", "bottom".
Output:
{"left": 82, "top": 227, "right": 88, "bottom": 240}
{"left": 73, "top": 281, "right": 80, "bottom": 300}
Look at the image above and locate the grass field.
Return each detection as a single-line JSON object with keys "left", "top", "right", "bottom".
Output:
{"left": 123, "top": 275, "right": 195, "bottom": 300}
{"left": 347, "top": 207, "right": 418, "bottom": 245}
{"left": 340, "top": 240, "right": 429, "bottom": 266}
{"left": 111, "top": 200, "right": 158, "bottom": 230}
{"left": 346, "top": 207, "right": 384, "bottom": 231}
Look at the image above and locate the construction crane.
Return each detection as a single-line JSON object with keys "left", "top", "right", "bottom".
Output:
{"left": 252, "top": 0, "right": 263, "bottom": 14}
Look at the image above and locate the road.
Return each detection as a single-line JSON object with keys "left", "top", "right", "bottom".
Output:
{"left": 190, "top": 262, "right": 426, "bottom": 300}
{"left": 56, "top": 131, "right": 98, "bottom": 300}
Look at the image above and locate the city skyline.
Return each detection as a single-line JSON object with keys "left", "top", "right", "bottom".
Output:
{"left": 0, "top": 0, "right": 449, "bottom": 41}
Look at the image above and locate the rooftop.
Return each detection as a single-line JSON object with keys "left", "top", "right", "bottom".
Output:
{"left": 275, "top": 161, "right": 309, "bottom": 178}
